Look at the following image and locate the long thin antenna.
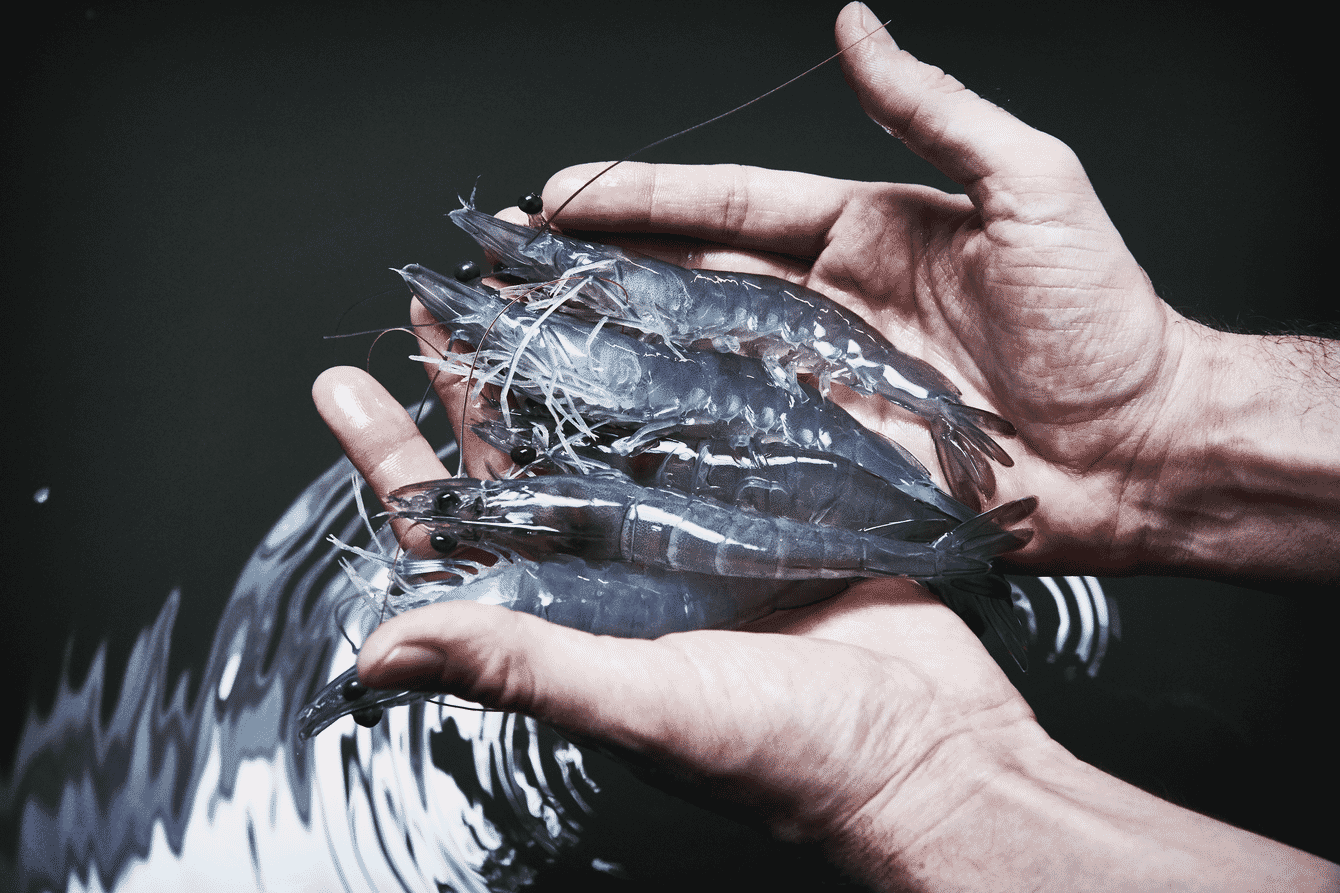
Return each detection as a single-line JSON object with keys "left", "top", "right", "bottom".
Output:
{"left": 543, "top": 18, "right": 893, "bottom": 229}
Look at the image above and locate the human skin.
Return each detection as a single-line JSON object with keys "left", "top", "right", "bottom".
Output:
{"left": 312, "top": 2, "right": 1339, "bottom": 889}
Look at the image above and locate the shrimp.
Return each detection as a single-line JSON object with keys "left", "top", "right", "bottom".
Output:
{"left": 471, "top": 419, "right": 1031, "bottom": 665}
{"left": 296, "top": 543, "right": 846, "bottom": 739}
{"left": 474, "top": 415, "right": 968, "bottom": 537}
{"left": 386, "top": 473, "right": 1036, "bottom": 583}
{"left": 401, "top": 263, "right": 966, "bottom": 520}
{"left": 451, "top": 207, "right": 1015, "bottom": 504}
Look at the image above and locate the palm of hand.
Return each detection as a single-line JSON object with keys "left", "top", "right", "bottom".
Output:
{"left": 788, "top": 177, "right": 1187, "bottom": 567}
{"left": 542, "top": 151, "right": 1184, "bottom": 569}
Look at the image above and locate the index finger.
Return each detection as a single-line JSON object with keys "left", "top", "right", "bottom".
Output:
{"left": 541, "top": 161, "right": 860, "bottom": 260}
{"left": 312, "top": 365, "right": 451, "bottom": 550}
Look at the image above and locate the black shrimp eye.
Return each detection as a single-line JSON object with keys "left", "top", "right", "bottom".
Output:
{"left": 510, "top": 444, "right": 538, "bottom": 465}
{"left": 352, "top": 706, "right": 384, "bottom": 728}
{"left": 430, "top": 531, "right": 459, "bottom": 554}
{"left": 452, "top": 260, "right": 481, "bottom": 282}
{"left": 435, "top": 491, "right": 463, "bottom": 514}
{"left": 518, "top": 192, "right": 544, "bottom": 215}
{"left": 341, "top": 678, "right": 367, "bottom": 701}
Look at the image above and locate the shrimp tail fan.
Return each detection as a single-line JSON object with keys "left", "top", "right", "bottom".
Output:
{"left": 929, "top": 495, "right": 1036, "bottom": 572}
{"left": 931, "top": 400, "right": 1016, "bottom": 507}
{"left": 914, "top": 495, "right": 1035, "bottom": 669}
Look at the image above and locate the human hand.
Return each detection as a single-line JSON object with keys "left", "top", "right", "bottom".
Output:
{"left": 312, "top": 366, "right": 1337, "bottom": 891}
{"left": 520, "top": 3, "right": 1217, "bottom": 578}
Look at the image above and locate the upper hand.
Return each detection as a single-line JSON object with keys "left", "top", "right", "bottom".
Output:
{"left": 530, "top": 3, "right": 1207, "bottom": 575}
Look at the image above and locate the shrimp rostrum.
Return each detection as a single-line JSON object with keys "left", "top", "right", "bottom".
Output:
{"left": 451, "top": 207, "right": 1015, "bottom": 504}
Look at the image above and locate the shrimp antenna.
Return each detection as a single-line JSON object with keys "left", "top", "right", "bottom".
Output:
{"left": 402, "top": 326, "right": 452, "bottom": 428}
{"left": 326, "top": 284, "right": 409, "bottom": 338}
{"left": 458, "top": 293, "right": 529, "bottom": 475}
{"left": 424, "top": 698, "right": 497, "bottom": 713}
{"left": 542, "top": 17, "right": 893, "bottom": 230}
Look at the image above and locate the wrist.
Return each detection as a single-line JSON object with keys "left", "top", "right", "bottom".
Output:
{"left": 823, "top": 721, "right": 1339, "bottom": 892}
{"left": 1123, "top": 325, "right": 1340, "bottom": 584}
{"left": 818, "top": 714, "right": 1062, "bottom": 890}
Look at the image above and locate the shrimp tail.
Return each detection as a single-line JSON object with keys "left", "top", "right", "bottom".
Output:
{"left": 921, "top": 495, "right": 1036, "bottom": 576}
{"left": 922, "top": 495, "right": 1037, "bottom": 670}
{"left": 854, "top": 496, "right": 1034, "bottom": 581}
{"left": 937, "top": 495, "right": 1037, "bottom": 556}
{"left": 931, "top": 400, "right": 1016, "bottom": 506}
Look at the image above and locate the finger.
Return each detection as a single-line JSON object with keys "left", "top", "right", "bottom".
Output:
{"left": 494, "top": 205, "right": 816, "bottom": 284}
{"left": 539, "top": 162, "right": 860, "bottom": 260}
{"left": 835, "top": 3, "right": 1092, "bottom": 210}
{"left": 408, "top": 298, "right": 509, "bottom": 479}
{"left": 356, "top": 599, "right": 718, "bottom": 761}
{"left": 312, "top": 365, "right": 449, "bottom": 548}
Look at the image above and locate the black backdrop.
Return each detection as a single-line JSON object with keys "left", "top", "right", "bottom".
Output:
{"left": 4, "top": 0, "right": 1335, "bottom": 873}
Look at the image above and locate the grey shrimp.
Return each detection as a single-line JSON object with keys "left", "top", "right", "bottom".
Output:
{"left": 297, "top": 544, "right": 845, "bottom": 739}
{"left": 387, "top": 474, "right": 1036, "bottom": 583}
{"left": 451, "top": 207, "right": 1014, "bottom": 505}
{"left": 474, "top": 417, "right": 969, "bottom": 536}
{"left": 400, "top": 263, "right": 965, "bottom": 520}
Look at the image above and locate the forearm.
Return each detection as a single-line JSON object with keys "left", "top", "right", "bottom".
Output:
{"left": 827, "top": 733, "right": 1339, "bottom": 892}
{"left": 1131, "top": 325, "right": 1340, "bottom": 584}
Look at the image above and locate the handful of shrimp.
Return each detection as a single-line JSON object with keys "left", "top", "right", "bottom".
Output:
{"left": 300, "top": 220, "right": 1034, "bottom": 737}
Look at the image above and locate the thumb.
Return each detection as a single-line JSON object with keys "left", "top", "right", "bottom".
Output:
{"left": 356, "top": 600, "right": 690, "bottom": 756}
{"left": 836, "top": 3, "right": 1091, "bottom": 211}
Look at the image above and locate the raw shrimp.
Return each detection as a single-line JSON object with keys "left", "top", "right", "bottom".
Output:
{"left": 474, "top": 415, "right": 968, "bottom": 537}
{"left": 451, "top": 207, "right": 1014, "bottom": 503}
{"left": 296, "top": 543, "right": 846, "bottom": 739}
{"left": 401, "top": 263, "right": 966, "bottom": 519}
{"left": 472, "top": 418, "right": 1030, "bottom": 664}
{"left": 387, "top": 473, "right": 1035, "bottom": 582}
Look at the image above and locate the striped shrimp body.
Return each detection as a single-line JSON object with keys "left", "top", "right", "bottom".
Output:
{"left": 451, "top": 207, "right": 1015, "bottom": 504}
{"left": 387, "top": 474, "right": 1035, "bottom": 583}
{"left": 402, "top": 263, "right": 965, "bottom": 519}
{"left": 474, "top": 417, "right": 970, "bottom": 537}
{"left": 297, "top": 545, "right": 845, "bottom": 738}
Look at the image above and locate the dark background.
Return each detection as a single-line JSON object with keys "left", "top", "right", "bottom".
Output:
{"left": 4, "top": 0, "right": 1335, "bottom": 873}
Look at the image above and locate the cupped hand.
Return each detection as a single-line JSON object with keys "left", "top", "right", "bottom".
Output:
{"left": 312, "top": 365, "right": 1056, "bottom": 872}
{"left": 526, "top": 2, "right": 1206, "bottom": 574}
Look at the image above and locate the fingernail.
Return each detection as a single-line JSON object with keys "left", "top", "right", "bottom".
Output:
{"left": 363, "top": 642, "right": 446, "bottom": 689}
{"left": 854, "top": 3, "right": 897, "bottom": 50}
